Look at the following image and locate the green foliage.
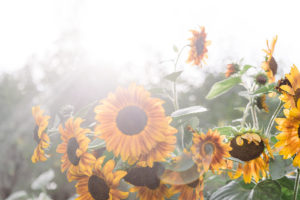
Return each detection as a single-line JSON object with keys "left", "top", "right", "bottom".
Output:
{"left": 163, "top": 71, "right": 183, "bottom": 82}
{"left": 253, "top": 83, "right": 276, "bottom": 95}
{"left": 252, "top": 180, "right": 282, "bottom": 200}
{"left": 171, "top": 106, "right": 207, "bottom": 119}
{"left": 269, "top": 155, "right": 294, "bottom": 180}
{"left": 206, "top": 76, "right": 242, "bottom": 99}
{"left": 239, "top": 65, "right": 253, "bottom": 75}
{"left": 214, "top": 126, "right": 238, "bottom": 136}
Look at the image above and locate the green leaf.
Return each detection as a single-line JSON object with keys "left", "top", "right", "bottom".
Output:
{"left": 277, "top": 176, "right": 297, "bottom": 200}
{"left": 239, "top": 65, "right": 252, "bottom": 75}
{"left": 163, "top": 71, "right": 183, "bottom": 82}
{"left": 210, "top": 180, "right": 253, "bottom": 200}
{"left": 171, "top": 106, "right": 207, "bottom": 118}
{"left": 214, "top": 126, "right": 238, "bottom": 136}
{"left": 206, "top": 76, "right": 241, "bottom": 99}
{"left": 269, "top": 155, "right": 293, "bottom": 180}
{"left": 252, "top": 83, "right": 276, "bottom": 95}
{"left": 252, "top": 180, "right": 281, "bottom": 200}
{"left": 103, "top": 151, "right": 114, "bottom": 165}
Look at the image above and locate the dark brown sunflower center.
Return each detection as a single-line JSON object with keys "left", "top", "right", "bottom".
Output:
{"left": 88, "top": 175, "right": 110, "bottom": 200}
{"left": 256, "top": 74, "right": 267, "bottom": 85}
{"left": 196, "top": 37, "right": 205, "bottom": 55}
{"left": 124, "top": 163, "right": 163, "bottom": 190}
{"left": 67, "top": 137, "right": 80, "bottom": 166}
{"left": 269, "top": 57, "right": 278, "bottom": 75}
{"left": 229, "top": 136, "right": 265, "bottom": 161}
{"left": 298, "top": 126, "right": 300, "bottom": 138}
{"left": 33, "top": 125, "right": 40, "bottom": 143}
{"left": 204, "top": 143, "right": 215, "bottom": 155}
{"left": 116, "top": 106, "right": 148, "bottom": 135}
{"left": 187, "top": 179, "right": 199, "bottom": 188}
{"left": 294, "top": 89, "right": 300, "bottom": 106}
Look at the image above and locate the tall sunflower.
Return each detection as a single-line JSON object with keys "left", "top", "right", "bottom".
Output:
{"left": 228, "top": 132, "right": 273, "bottom": 183}
{"left": 275, "top": 102, "right": 300, "bottom": 167}
{"left": 262, "top": 35, "right": 278, "bottom": 83}
{"left": 56, "top": 117, "right": 96, "bottom": 181}
{"left": 71, "top": 156, "right": 129, "bottom": 200}
{"left": 31, "top": 106, "right": 51, "bottom": 163}
{"left": 277, "top": 65, "right": 300, "bottom": 108}
{"left": 190, "top": 129, "right": 231, "bottom": 173}
{"left": 94, "top": 84, "right": 177, "bottom": 167}
{"left": 186, "top": 26, "right": 211, "bottom": 67}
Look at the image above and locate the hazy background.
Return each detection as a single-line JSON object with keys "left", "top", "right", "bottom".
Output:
{"left": 0, "top": 0, "right": 298, "bottom": 199}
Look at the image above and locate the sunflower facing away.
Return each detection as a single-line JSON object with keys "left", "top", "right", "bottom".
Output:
{"left": 31, "top": 106, "right": 51, "bottom": 163}
{"left": 256, "top": 94, "right": 269, "bottom": 112}
{"left": 225, "top": 63, "right": 239, "bottom": 78}
{"left": 190, "top": 129, "right": 231, "bottom": 173}
{"left": 186, "top": 26, "right": 211, "bottom": 67}
{"left": 277, "top": 65, "right": 300, "bottom": 109}
{"left": 262, "top": 35, "right": 278, "bottom": 83}
{"left": 275, "top": 101, "right": 300, "bottom": 167}
{"left": 228, "top": 132, "right": 273, "bottom": 183}
{"left": 94, "top": 84, "right": 177, "bottom": 167}
{"left": 56, "top": 117, "right": 96, "bottom": 181}
{"left": 71, "top": 156, "right": 129, "bottom": 200}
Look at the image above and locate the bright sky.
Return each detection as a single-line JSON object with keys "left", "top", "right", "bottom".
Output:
{"left": 0, "top": 0, "right": 300, "bottom": 76}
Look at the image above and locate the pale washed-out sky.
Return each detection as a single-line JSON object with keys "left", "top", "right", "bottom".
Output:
{"left": 0, "top": 0, "right": 299, "bottom": 78}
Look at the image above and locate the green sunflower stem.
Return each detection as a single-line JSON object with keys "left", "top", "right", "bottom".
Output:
{"left": 172, "top": 45, "right": 189, "bottom": 151}
{"left": 294, "top": 168, "right": 300, "bottom": 200}
{"left": 265, "top": 101, "right": 283, "bottom": 138}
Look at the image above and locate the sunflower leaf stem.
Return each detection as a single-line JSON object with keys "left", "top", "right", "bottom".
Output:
{"left": 294, "top": 168, "right": 300, "bottom": 200}
{"left": 265, "top": 101, "right": 283, "bottom": 138}
{"left": 241, "top": 102, "right": 251, "bottom": 128}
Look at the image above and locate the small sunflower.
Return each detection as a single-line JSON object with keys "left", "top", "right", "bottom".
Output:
{"left": 225, "top": 63, "right": 239, "bottom": 78}
{"left": 190, "top": 129, "right": 231, "bottom": 173}
{"left": 31, "top": 106, "right": 51, "bottom": 163}
{"left": 186, "top": 26, "right": 211, "bottom": 67}
{"left": 277, "top": 65, "right": 300, "bottom": 108}
{"left": 56, "top": 117, "right": 96, "bottom": 181}
{"left": 94, "top": 84, "right": 177, "bottom": 167}
{"left": 71, "top": 156, "right": 129, "bottom": 200}
{"left": 262, "top": 35, "right": 278, "bottom": 83}
{"left": 255, "top": 73, "right": 268, "bottom": 86}
{"left": 168, "top": 176, "right": 204, "bottom": 200}
{"left": 229, "top": 132, "right": 273, "bottom": 183}
{"left": 275, "top": 103, "right": 300, "bottom": 167}
{"left": 256, "top": 94, "right": 269, "bottom": 112}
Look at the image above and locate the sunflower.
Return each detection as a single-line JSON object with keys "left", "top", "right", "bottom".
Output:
{"left": 94, "top": 84, "right": 177, "bottom": 167}
{"left": 186, "top": 26, "right": 211, "bottom": 67}
{"left": 190, "top": 129, "right": 231, "bottom": 173}
{"left": 277, "top": 65, "right": 300, "bottom": 108}
{"left": 275, "top": 102, "right": 300, "bottom": 167}
{"left": 229, "top": 132, "right": 273, "bottom": 183}
{"left": 168, "top": 175, "right": 204, "bottom": 200}
{"left": 56, "top": 117, "right": 96, "bottom": 181}
{"left": 31, "top": 106, "right": 51, "bottom": 163}
{"left": 129, "top": 182, "right": 170, "bottom": 200}
{"left": 225, "top": 63, "right": 239, "bottom": 77}
{"left": 262, "top": 35, "right": 278, "bottom": 83}
{"left": 256, "top": 94, "right": 269, "bottom": 112}
{"left": 71, "top": 156, "right": 129, "bottom": 200}
{"left": 255, "top": 73, "right": 268, "bottom": 86}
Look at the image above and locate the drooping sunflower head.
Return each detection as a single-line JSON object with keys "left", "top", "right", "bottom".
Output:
{"left": 278, "top": 65, "right": 300, "bottom": 108}
{"left": 72, "top": 156, "right": 129, "bottom": 200}
{"left": 229, "top": 132, "right": 273, "bottom": 183}
{"left": 94, "top": 84, "right": 177, "bottom": 167}
{"left": 225, "top": 63, "right": 239, "bottom": 77}
{"left": 255, "top": 73, "right": 268, "bottom": 86}
{"left": 56, "top": 117, "right": 96, "bottom": 181}
{"left": 31, "top": 106, "right": 51, "bottom": 163}
{"left": 255, "top": 94, "right": 269, "bottom": 112}
{"left": 186, "top": 26, "right": 211, "bottom": 67}
{"left": 262, "top": 35, "right": 278, "bottom": 83}
{"left": 190, "top": 129, "right": 231, "bottom": 173}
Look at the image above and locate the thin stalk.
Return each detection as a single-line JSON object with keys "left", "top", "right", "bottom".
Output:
{"left": 241, "top": 102, "right": 251, "bottom": 128}
{"left": 294, "top": 168, "right": 300, "bottom": 200}
{"left": 172, "top": 45, "right": 189, "bottom": 150}
{"left": 265, "top": 101, "right": 284, "bottom": 138}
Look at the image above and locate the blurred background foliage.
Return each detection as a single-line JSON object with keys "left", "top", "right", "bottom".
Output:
{"left": 0, "top": 32, "right": 282, "bottom": 199}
